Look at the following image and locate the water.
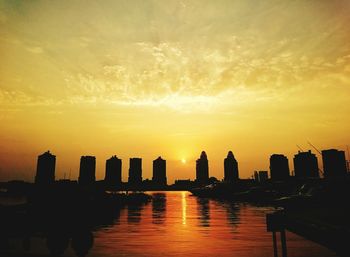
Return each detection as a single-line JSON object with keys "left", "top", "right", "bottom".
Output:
{"left": 2, "top": 191, "right": 338, "bottom": 257}
{"left": 90, "top": 191, "right": 336, "bottom": 257}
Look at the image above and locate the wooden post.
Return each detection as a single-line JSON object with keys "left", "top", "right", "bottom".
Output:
{"left": 272, "top": 231, "right": 278, "bottom": 257}
{"left": 280, "top": 229, "right": 287, "bottom": 257}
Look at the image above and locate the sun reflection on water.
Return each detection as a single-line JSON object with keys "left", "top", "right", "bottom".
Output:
{"left": 182, "top": 191, "right": 187, "bottom": 225}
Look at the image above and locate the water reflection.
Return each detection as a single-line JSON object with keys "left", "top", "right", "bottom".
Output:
{"left": 46, "top": 230, "right": 70, "bottom": 256}
{"left": 71, "top": 230, "right": 94, "bottom": 257}
{"left": 223, "top": 202, "right": 240, "bottom": 229}
{"left": 127, "top": 202, "right": 145, "bottom": 224}
{"left": 181, "top": 191, "right": 187, "bottom": 225}
{"left": 46, "top": 229, "right": 93, "bottom": 257}
{"left": 196, "top": 198, "right": 210, "bottom": 227}
{"left": 0, "top": 188, "right": 150, "bottom": 257}
{"left": 1, "top": 191, "right": 339, "bottom": 257}
{"left": 152, "top": 193, "right": 166, "bottom": 224}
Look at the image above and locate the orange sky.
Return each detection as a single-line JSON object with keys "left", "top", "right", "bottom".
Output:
{"left": 1, "top": 0, "right": 350, "bottom": 182}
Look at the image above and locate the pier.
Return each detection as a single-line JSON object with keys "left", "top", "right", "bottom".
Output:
{"left": 267, "top": 207, "right": 349, "bottom": 257}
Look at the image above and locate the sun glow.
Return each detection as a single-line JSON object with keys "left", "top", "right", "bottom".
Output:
{"left": 181, "top": 191, "right": 187, "bottom": 225}
{"left": 0, "top": 0, "right": 350, "bottom": 183}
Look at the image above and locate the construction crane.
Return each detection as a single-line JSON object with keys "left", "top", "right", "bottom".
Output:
{"left": 296, "top": 145, "right": 304, "bottom": 152}
{"left": 307, "top": 141, "right": 322, "bottom": 155}
{"left": 347, "top": 145, "right": 350, "bottom": 173}
{"left": 307, "top": 141, "right": 324, "bottom": 176}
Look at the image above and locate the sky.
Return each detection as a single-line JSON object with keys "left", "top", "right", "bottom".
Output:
{"left": 1, "top": 0, "right": 350, "bottom": 183}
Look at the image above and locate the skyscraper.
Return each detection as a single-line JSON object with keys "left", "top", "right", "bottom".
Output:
{"left": 293, "top": 150, "right": 319, "bottom": 178}
{"left": 254, "top": 171, "right": 259, "bottom": 182}
{"left": 35, "top": 151, "right": 56, "bottom": 185}
{"left": 322, "top": 149, "right": 347, "bottom": 178}
{"left": 128, "top": 158, "right": 142, "bottom": 185}
{"left": 270, "top": 154, "right": 290, "bottom": 180}
{"left": 152, "top": 156, "right": 167, "bottom": 186}
{"left": 105, "top": 155, "right": 122, "bottom": 187}
{"left": 196, "top": 151, "right": 209, "bottom": 184}
{"left": 258, "top": 171, "right": 269, "bottom": 182}
{"left": 224, "top": 151, "right": 239, "bottom": 182}
{"left": 79, "top": 156, "right": 96, "bottom": 185}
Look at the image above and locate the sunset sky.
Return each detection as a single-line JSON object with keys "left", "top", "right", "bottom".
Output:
{"left": 1, "top": 0, "right": 350, "bottom": 182}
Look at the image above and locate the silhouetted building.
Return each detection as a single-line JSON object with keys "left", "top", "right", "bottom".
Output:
{"left": 254, "top": 171, "right": 259, "bottom": 181}
{"left": 105, "top": 155, "right": 122, "bottom": 187}
{"left": 293, "top": 150, "right": 319, "bottom": 178}
{"left": 78, "top": 156, "right": 96, "bottom": 185}
{"left": 322, "top": 149, "right": 347, "bottom": 178}
{"left": 270, "top": 154, "right": 290, "bottom": 180}
{"left": 258, "top": 171, "right": 268, "bottom": 182}
{"left": 35, "top": 151, "right": 56, "bottom": 185}
{"left": 254, "top": 170, "right": 268, "bottom": 183}
{"left": 152, "top": 156, "right": 167, "bottom": 186}
{"left": 224, "top": 151, "right": 239, "bottom": 182}
{"left": 196, "top": 151, "right": 209, "bottom": 184}
{"left": 128, "top": 158, "right": 142, "bottom": 185}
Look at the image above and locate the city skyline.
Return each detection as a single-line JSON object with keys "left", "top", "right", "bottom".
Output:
{"left": 1, "top": 2, "right": 350, "bottom": 257}
{"left": 29, "top": 147, "right": 349, "bottom": 184}
{"left": 2, "top": 144, "right": 350, "bottom": 183}
{"left": 1, "top": 0, "right": 350, "bottom": 182}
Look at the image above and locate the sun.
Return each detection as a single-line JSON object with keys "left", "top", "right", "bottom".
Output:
{"left": 181, "top": 158, "right": 186, "bottom": 164}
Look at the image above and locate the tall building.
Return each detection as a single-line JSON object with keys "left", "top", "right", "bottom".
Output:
{"left": 152, "top": 156, "right": 167, "bottom": 186}
{"left": 322, "top": 149, "right": 347, "bottom": 178}
{"left": 79, "top": 156, "right": 96, "bottom": 185}
{"left": 128, "top": 158, "right": 142, "bottom": 185}
{"left": 258, "top": 171, "right": 269, "bottom": 182}
{"left": 196, "top": 151, "right": 209, "bottom": 184}
{"left": 35, "top": 151, "right": 56, "bottom": 185}
{"left": 105, "top": 155, "right": 122, "bottom": 187}
{"left": 254, "top": 171, "right": 259, "bottom": 182}
{"left": 270, "top": 154, "right": 290, "bottom": 180}
{"left": 254, "top": 170, "right": 268, "bottom": 183}
{"left": 293, "top": 150, "right": 319, "bottom": 178}
{"left": 224, "top": 151, "right": 239, "bottom": 182}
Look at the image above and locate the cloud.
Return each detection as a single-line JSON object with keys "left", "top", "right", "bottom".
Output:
{"left": 26, "top": 46, "right": 44, "bottom": 54}
{"left": 0, "top": 89, "right": 63, "bottom": 107}
{"left": 1, "top": 0, "right": 349, "bottom": 115}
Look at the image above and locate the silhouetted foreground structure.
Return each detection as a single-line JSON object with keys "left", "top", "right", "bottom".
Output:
{"left": 35, "top": 151, "right": 56, "bottom": 185}
{"left": 196, "top": 151, "right": 209, "bottom": 184}
{"left": 294, "top": 151, "right": 319, "bottom": 178}
{"left": 266, "top": 178, "right": 350, "bottom": 257}
{"left": 270, "top": 154, "right": 290, "bottom": 180}
{"left": 128, "top": 158, "right": 142, "bottom": 186}
{"left": 29, "top": 146, "right": 350, "bottom": 191}
{"left": 254, "top": 170, "right": 268, "bottom": 183}
{"left": 79, "top": 156, "right": 96, "bottom": 185}
{"left": 105, "top": 155, "right": 122, "bottom": 188}
{"left": 322, "top": 149, "right": 347, "bottom": 178}
{"left": 224, "top": 151, "right": 239, "bottom": 182}
{"left": 152, "top": 156, "right": 167, "bottom": 186}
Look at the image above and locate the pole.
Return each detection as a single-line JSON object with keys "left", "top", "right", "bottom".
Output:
{"left": 272, "top": 231, "right": 278, "bottom": 257}
{"left": 280, "top": 229, "right": 287, "bottom": 257}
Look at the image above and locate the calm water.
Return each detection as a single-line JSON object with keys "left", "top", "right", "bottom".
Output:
{"left": 2, "top": 191, "right": 338, "bottom": 257}
{"left": 90, "top": 191, "right": 336, "bottom": 257}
